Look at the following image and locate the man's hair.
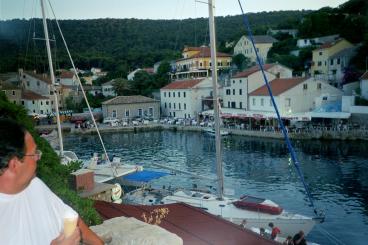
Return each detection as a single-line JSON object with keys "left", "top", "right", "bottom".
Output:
{"left": 0, "top": 118, "right": 26, "bottom": 172}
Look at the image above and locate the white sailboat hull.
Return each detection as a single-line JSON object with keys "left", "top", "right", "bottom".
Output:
{"left": 124, "top": 189, "right": 317, "bottom": 237}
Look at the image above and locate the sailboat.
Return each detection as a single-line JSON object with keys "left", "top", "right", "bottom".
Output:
{"left": 39, "top": 0, "right": 143, "bottom": 182}
{"left": 124, "top": 0, "right": 323, "bottom": 238}
{"left": 39, "top": 0, "right": 79, "bottom": 165}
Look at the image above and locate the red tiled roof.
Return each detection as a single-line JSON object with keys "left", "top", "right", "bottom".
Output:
{"left": 315, "top": 38, "right": 343, "bottom": 51}
{"left": 24, "top": 71, "right": 52, "bottom": 84}
{"left": 22, "top": 90, "right": 49, "bottom": 100}
{"left": 58, "top": 70, "right": 74, "bottom": 79}
{"left": 143, "top": 68, "right": 154, "bottom": 74}
{"left": 232, "top": 64, "right": 276, "bottom": 78}
{"left": 161, "top": 79, "right": 204, "bottom": 90}
{"left": 360, "top": 71, "right": 368, "bottom": 80}
{"left": 250, "top": 77, "right": 308, "bottom": 96}
{"left": 94, "top": 201, "right": 276, "bottom": 245}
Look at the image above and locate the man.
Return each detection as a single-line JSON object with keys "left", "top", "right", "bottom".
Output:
{"left": 0, "top": 118, "right": 103, "bottom": 245}
{"left": 269, "top": 222, "right": 281, "bottom": 240}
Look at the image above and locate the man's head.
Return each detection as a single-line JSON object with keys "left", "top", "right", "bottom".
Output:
{"left": 0, "top": 118, "right": 27, "bottom": 173}
{"left": 0, "top": 118, "right": 39, "bottom": 193}
{"left": 268, "top": 222, "right": 274, "bottom": 228}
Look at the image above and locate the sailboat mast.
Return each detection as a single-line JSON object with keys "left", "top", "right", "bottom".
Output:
{"left": 208, "top": 0, "right": 224, "bottom": 200}
{"left": 40, "top": 0, "right": 64, "bottom": 156}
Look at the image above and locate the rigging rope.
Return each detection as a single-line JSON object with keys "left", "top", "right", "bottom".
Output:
{"left": 47, "top": 0, "right": 117, "bottom": 177}
{"left": 236, "top": 0, "right": 324, "bottom": 219}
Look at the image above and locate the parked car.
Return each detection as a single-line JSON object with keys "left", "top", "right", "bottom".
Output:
{"left": 103, "top": 117, "right": 120, "bottom": 124}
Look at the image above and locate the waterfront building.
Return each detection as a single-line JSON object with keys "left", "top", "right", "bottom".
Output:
{"left": 19, "top": 69, "right": 52, "bottom": 96}
{"left": 222, "top": 63, "right": 292, "bottom": 111}
{"left": 21, "top": 90, "right": 52, "bottom": 115}
{"left": 267, "top": 28, "right": 298, "bottom": 38}
{"left": 83, "top": 85, "right": 102, "bottom": 96}
{"left": 249, "top": 77, "right": 343, "bottom": 116}
{"left": 233, "top": 35, "right": 277, "bottom": 64}
{"left": 160, "top": 78, "right": 213, "bottom": 119}
{"left": 172, "top": 46, "right": 232, "bottom": 81}
{"left": 102, "top": 95, "right": 160, "bottom": 121}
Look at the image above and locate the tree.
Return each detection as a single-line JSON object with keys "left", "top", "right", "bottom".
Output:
{"left": 132, "top": 70, "right": 154, "bottom": 96}
{"left": 232, "top": 54, "right": 250, "bottom": 71}
{"left": 154, "top": 61, "right": 171, "bottom": 88}
{"left": 113, "top": 78, "right": 134, "bottom": 96}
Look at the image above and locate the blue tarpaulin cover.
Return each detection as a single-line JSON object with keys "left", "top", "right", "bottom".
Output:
{"left": 122, "top": 170, "right": 169, "bottom": 182}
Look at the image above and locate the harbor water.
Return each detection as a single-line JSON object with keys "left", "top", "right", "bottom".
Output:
{"left": 64, "top": 130, "right": 368, "bottom": 245}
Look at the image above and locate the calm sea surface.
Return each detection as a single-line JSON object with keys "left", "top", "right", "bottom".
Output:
{"left": 64, "top": 130, "right": 368, "bottom": 245}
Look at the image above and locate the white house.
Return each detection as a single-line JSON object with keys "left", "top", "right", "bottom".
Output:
{"left": 297, "top": 34, "right": 340, "bottom": 48}
{"left": 160, "top": 78, "right": 213, "bottom": 119}
{"left": 249, "top": 77, "right": 343, "bottom": 116}
{"left": 56, "top": 70, "right": 76, "bottom": 86}
{"left": 233, "top": 35, "right": 277, "bottom": 64}
{"left": 222, "top": 64, "right": 293, "bottom": 111}
{"left": 21, "top": 90, "right": 52, "bottom": 115}
{"left": 101, "top": 80, "right": 117, "bottom": 97}
{"left": 20, "top": 70, "right": 51, "bottom": 96}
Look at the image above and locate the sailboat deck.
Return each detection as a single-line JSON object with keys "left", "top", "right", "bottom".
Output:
{"left": 92, "top": 164, "right": 141, "bottom": 183}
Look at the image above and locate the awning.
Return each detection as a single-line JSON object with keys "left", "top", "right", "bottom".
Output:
{"left": 308, "top": 112, "right": 351, "bottom": 119}
{"left": 122, "top": 170, "right": 169, "bottom": 183}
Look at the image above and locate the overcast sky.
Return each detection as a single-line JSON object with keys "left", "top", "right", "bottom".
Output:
{"left": 0, "top": 0, "right": 349, "bottom": 20}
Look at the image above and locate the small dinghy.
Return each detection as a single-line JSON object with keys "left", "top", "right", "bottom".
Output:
{"left": 233, "top": 195, "right": 283, "bottom": 215}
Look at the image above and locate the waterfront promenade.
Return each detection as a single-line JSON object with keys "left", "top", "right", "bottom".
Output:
{"left": 36, "top": 122, "right": 368, "bottom": 141}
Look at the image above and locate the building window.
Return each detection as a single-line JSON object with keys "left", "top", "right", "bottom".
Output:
{"left": 173, "top": 92, "right": 175, "bottom": 97}
{"left": 317, "top": 61, "right": 322, "bottom": 66}
{"left": 125, "top": 109, "right": 130, "bottom": 117}
{"left": 239, "top": 102, "right": 242, "bottom": 109}
{"left": 169, "top": 103, "right": 171, "bottom": 109}
{"left": 22, "top": 101, "right": 24, "bottom": 105}
{"left": 112, "top": 110, "right": 117, "bottom": 118}
{"left": 184, "top": 103, "right": 186, "bottom": 109}
{"left": 330, "top": 59, "right": 333, "bottom": 65}
{"left": 178, "top": 92, "right": 180, "bottom": 97}
{"left": 169, "top": 112, "right": 172, "bottom": 117}
{"left": 46, "top": 101, "right": 49, "bottom": 105}
{"left": 317, "top": 83, "right": 322, "bottom": 89}
{"left": 178, "top": 103, "right": 181, "bottom": 109}
{"left": 337, "top": 58, "right": 341, "bottom": 65}
{"left": 27, "top": 81, "right": 30, "bottom": 86}
{"left": 165, "top": 102, "right": 167, "bottom": 108}
{"left": 37, "top": 81, "right": 40, "bottom": 86}
{"left": 239, "top": 79, "right": 242, "bottom": 83}
{"left": 149, "top": 107, "right": 153, "bottom": 116}
{"left": 228, "top": 101, "right": 230, "bottom": 107}
{"left": 173, "top": 103, "right": 176, "bottom": 109}
{"left": 169, "top": 92, "right": 171, "bottom": 97}
{"left": 138, "top": 109, "right": 143, "bottom": 117}
{"left": 233, "top": 89, "right": 235, "bottom": 95}
{"left": 252, "top": 98, "right": 256, "bottom": 106}
{"left": 183, "top": 92, "right": 186, "bottom": 97}
{"left": 226, "top": 89, "right": 230, "bottom": 95}
{"left": 239, "top": 89, "right": 242, "bottom": 95}
{"left": 32, "top": 100, "right": 35, "bottom": 104}
{"left": 12, "top": 90, "right": 15, "bottom": 95}
{"left": 40, "top": 110, "right": 43, "bottom": 114}
{"left": 233, "top": 80, "right": 235, "bottom": 84}
{"left": 164, "top": 92, "right": 166, "bottom": 97}
{"left": 319, "top": 51, "right": 323, "bottom": 56}
{"left": 303, "top": 84, "right": 308, "bottom": 90}
{"left": 261, "top": 98, "right": 264, "bottom": 106}
{"left": 41, "top": 101, "right": 43, "bottom": 105}
{"left": 231, "top": 102, "right": 236, "bottom": 108}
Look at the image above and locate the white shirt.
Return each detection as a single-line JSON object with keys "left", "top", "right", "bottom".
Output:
{"left": 0, "top": 177, "right": 75, "bottom": 245}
